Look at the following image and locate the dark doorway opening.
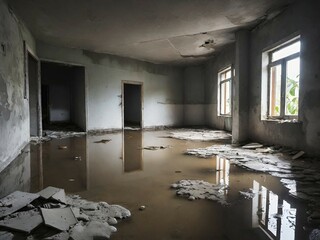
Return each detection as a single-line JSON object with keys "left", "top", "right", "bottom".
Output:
{"left": 123, "top": 83, "right": 142, "bottom": 128}
{"left": 28, "top": 53, "right": 41, "bottom": 136}
{"left": 41, "top": 61, "right": 86, "bottom": 132}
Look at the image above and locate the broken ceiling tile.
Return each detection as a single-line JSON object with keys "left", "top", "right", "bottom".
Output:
{"left": 0, "top": 231, "right": 14, "bottom": 240}
{"left": 51, "top": 189, "right": 66, "bottom": 204}
{"left": 69, "top": 221, "right": 117, "bottom": 240}
{"left": 71, "top": 207, "right": 90, "bottom": 222}
{"left": 0, "top": 191, "right": 39, "bottom": 218}
{"left": 0, "top": 209, "right": 43, "bottom": 234}
{"left": 38, "top": 187, "right": 61, "bottom": 199}
{"left": 40, "top": 207, "right": 77, "bottom": 231}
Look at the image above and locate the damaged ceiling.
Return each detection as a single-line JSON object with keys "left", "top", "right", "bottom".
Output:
{"left": 8, "top": 0, "right": 295, "bottom": 65}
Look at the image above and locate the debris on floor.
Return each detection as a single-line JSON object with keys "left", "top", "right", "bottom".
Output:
{"left": 171, "top": 180, "right": 229, "bottom": 205}
{"left": 58, "top": 145, "right": 68, "bottom": 150}
{"left": 165, "top": 129, "right": 231, "bottom": 141}
{"left": 30, "top": 131, "right": 86, "bottom": 144}
{"left": 0, "top": 187, "right": 131, "bottom": 239}
{"left": 139, "top": 206, "right": 146, "bottom": 211}
{"left": 142, "top": 145, "right": 169, "bottom": 150}
{"left": 239, "top": 189, "right": 256, "bottom": 199}
{"left": 94, "top": 139, "right": 111, "bottom": 144}
{"left": 242, "top": 143, "right": 263, "bottom": 149}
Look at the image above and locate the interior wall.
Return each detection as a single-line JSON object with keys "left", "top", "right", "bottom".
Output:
{"left": 248, "top": 0, "right": 320, "bottom": 154}
{"left": 0, "top": 0, "right": 36, "bottom": 171}
{"left": 124, "top": 84, "right": 142, "bottom": 126}
{"left": 183, "top": 65, "right": 205, "bottom": 126}
{"left": 204, "top": 44, "right": 235, "bottom": 131}
{"left": 28, "top": 54, "right": 39, "bottom": 136}
{"left": 37, "top": 42, "right": 184, "bottom": 130}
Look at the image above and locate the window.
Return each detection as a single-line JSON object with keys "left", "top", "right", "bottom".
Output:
{"left": 218, "top": 67, "right": 232, "bottom": 116}
{"left": 267, "top": 39, "right": 300, "bottom": 119}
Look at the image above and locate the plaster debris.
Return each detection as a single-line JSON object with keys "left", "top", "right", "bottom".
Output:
{"left": 0, "top": 209, "right": 42, "bottom": 233}
{"left": 242, "top": 143, "right": 263, "bottom": 149}
{"left": 292, "top": 151, "right": 305, "bottom": 160}
{"left": 0, "top": 191, "right": 39, "bottom": 218}
{"left": 166, "top": 129, "right": 231, "bottom": 141}
{"left": 69, "top": 221, "right": 117, "bottom": 240}
{"left": 142, "top": 145, "right": 169, "bottom": 150}
{"left": 41, "top": 207, "right": 78, "bottom": 231}
{"left": 239, "top": 189, "right": 256, "bottom": 199}
{"left": 94, "top": 139, "right": 111, "bottom": 144}
{"left": 139, "top": 205, "right": 146, "bottom": 211}
{"left": 0, "top": 231, "right": 14, "bottom": 240}
{"left": 0, "top": 188, "right": 131, "bottom": 239}
{"left": 171, "top": 180, "right": 229, "bottom": 205}
{"left": 30, "top": 131, "right": 86, "bottom": 144}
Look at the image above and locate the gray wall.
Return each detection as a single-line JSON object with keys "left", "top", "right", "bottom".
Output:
{"left": 37, "top": 42, "right": 184, "bottom": 130}
{"left": 248, "top": 0, "right": 320, "bottom": 154}
{"left": 28, "top": 54, "right": 39, "bottom": 136}
{"left": 0, "top": 0, "right": 36, "bottom": 171}
{"left": 183, "top": 65, "right": 205, "bottom": 126}
{"left": 204, "top": 44, "right": 235, "bottom": 131}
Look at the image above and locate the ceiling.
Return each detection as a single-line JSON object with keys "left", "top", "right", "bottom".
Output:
{"left": 8, "top": 0, "right": 294, "bottom": 65}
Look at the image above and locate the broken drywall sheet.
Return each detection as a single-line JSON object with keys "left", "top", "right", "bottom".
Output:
{"left": 171, "top": 180, "right": 229, "bottom": 205}
{"left": 0, "top": 231, "right": 14, "bottom": 240}
{"left": 0, "top": 191, "right": 39, "bottom": 218}
{"left": 165, "top": 129, "right": 231, "bottom": 141}
{"left": 41, "top": 207, "right": 78, "bottom": 231}
{"left": 0, "top": 209, "right": 42, "bottom": 233}
{"left": 38, "top": 187, "right": 66, "bottom": 204}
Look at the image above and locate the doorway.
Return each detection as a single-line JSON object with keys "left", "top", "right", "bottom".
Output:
{"left": 41, "top": 61, "right": 86, "bottom": 131}
{"left": 123, "top": 82, "right": 143, "bottom": 128}
{"left": 27, "top": 52, "right": 41, "bottom": 137}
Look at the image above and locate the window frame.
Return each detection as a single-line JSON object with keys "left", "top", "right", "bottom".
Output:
{"left": 218, "top": 66, "right": 233, "bottom": 117}
{"left": 267, "top": 39, "right": 300, "bottom": 120}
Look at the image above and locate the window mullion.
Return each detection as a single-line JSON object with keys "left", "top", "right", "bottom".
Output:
{"left": 280, "top": 60, "right": 286, "bottom": 118}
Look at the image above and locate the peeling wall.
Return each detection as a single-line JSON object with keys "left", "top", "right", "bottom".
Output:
{"left": 248, "top": 1, "right": 320, "bottom": 154}
{"left": 204, "top": 44, "right": 235, "bottom": 131}
{"left": 0, "top": 0, "right": 36, "bottom": 171}
{"left": 37, "top": 42, "right": 184, "bottom": 130}
{"left": 183, "top": 65, "right": 206, "bottom": 126}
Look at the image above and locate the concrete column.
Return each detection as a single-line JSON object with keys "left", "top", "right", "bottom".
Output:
{"left": 232, "top": 30, "right": 250, "bottom": 144}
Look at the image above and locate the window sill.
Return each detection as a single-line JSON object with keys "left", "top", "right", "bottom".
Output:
{"left": 261, "top": 118, "right": 302, "bottom": 124}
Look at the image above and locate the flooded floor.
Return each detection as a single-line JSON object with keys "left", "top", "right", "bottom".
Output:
{"left": 0, "top": 130, "right": 311, "bottom": 239}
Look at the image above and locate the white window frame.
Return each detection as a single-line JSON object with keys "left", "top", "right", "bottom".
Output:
{"left": 218, "top": 66, "right": 232, "bottom": 117}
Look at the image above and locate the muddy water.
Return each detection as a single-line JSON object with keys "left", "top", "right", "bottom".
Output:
{"left": 0, "top": 130, "right": 311, "bottom": 239}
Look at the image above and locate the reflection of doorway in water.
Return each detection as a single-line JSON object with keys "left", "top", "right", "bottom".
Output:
{"left": 123, "top": 130, "right": 143, "bottom": 173}
{"left": 252, "top": 180, "right": 297, "bottom": 240}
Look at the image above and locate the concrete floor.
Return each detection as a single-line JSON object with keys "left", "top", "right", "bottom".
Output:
{"left": 0, "top": 130, "right": 310, "bottom": 239}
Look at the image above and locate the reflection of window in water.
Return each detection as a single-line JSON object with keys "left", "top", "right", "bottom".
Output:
{"left": 252, "top": 180, "right": 296, "bottom": 240}
{"left": 216, "top": 156, "right": 230, "bottom": 194}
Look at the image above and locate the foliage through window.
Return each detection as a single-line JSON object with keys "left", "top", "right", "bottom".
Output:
{"left": 268, "top": 40, "right": 300, "bottom": 118}
{"left": 218, "top": 67, "right": 232, "bottom": 116}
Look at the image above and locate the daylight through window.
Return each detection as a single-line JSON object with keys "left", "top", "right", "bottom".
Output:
{"left": 218, "top": 67, "right": 232, "bottom": 116}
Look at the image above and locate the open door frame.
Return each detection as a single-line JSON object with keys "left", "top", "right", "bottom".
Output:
{"left": 121, "top": 80, "right": 143, "bottom": 129}
{"left": 24, "top": 41, "right": 42, "bottom": 137}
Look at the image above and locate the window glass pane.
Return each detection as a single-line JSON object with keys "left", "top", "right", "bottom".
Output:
{"left": 220, "top": 82, "right": 226, "bottom": 114}
{"left": 221, "top": 72, "right": 226, "bottom": 81}
{"left": 226, "top": 69, "right": 231, "bottom": 79}
{"left": 269, "top": 65, "right": 282, "bottom": 117}
{"left": 285, "top": 57, "right": 300, "bottom": 116}
{"left": 220, "top": 81, "right": 231, "bottom": 115}
{"left": 272, "top": 41, "right": 300, "bottom": 62}
{"left": 225, "top": 81, "right": 231, "bottom": 115}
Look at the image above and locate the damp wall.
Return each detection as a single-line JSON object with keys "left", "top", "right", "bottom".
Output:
{"left": 204, "top": 44, "right": 235, "bottom": 132}
{"left": 36, "top": 42, "right": 184, "bottom": 130}
{"left": 0, "top": 0, "right": 36, "bottom": 171}
{"left": 248, "top": 0, "right": 320, "bottom": 154}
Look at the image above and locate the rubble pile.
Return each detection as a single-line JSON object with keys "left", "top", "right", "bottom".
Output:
{"left": 171, "top": 180, "right": 229, "bottom": 205}
{"left": 165, "top": 129, "right": 231, "bottom": 141}
{"left": 0, "top": 187, "right": 130, "bottom": 239}
{"left": 31, "top": 131, "right": 86, "bottom": 144}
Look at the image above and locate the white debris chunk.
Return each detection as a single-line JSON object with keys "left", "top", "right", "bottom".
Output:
{"left": 171, "top": 180, "right": 229, "bottom": 205}
{"left": 0, "top": 191, "right": 39, "bottom": 218}
{"left": 242, "top": 143, "right": 264, "bottom": 149}
{"left": 239, "top": 189, "right": 256, "bottom": 199}
{"left": 44, "top": 232, "right": 69, "bottom": 240}
{"left": 166, "top": 129, "right": 231, "bottom": 141}
{"left": 0, "top": 209, "right": 42, "bottom": 233}
{"left": 69, "top": 221, "right": 117, "bottom": 240}
{"left": 292, "top": 151, "right": 305, "bottom": 160}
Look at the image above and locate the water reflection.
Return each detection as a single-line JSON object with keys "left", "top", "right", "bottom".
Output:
{"left": 252, "top": 180, "right": 296, "bottom": 240}
{"left": 123, "top": 130, "right": 143, "bottom": 173}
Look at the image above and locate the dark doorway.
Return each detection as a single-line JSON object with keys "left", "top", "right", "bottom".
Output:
{"left": 123, "top": 83, "right": 142, "bottom": 128}
{"left": 28, "top": 53, "right": 40, "bottom": 136}
{"left": 41, "top": 61, "right": 86, "bottom": 132}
